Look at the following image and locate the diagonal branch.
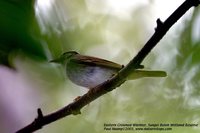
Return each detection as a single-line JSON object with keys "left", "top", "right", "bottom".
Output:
{"left": 16, "top": 0, "right": 200, "bottom": 132}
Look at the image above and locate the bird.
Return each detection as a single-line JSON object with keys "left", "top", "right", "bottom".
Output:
{"left": 50, "top": 51, "right": 167, "bottom": 89}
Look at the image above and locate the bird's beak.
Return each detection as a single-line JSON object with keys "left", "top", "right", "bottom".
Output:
{"left": 49, "top": 58, "right": 61, "bottom": 63}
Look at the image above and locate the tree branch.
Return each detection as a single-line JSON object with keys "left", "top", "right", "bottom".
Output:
{"left": 16, "top": 0, "right": 200, "bottom": 132}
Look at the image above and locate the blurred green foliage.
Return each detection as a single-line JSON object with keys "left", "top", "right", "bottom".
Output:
{"left": 1, "top": 0, "right": 200, "bottom": 133}
{"left": 0, "top": 0, "right": 46, "bottom": 67}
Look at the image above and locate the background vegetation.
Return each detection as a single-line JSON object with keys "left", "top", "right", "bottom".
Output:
{"left": 0, "top": 0, "right": 200, "bottom": 133}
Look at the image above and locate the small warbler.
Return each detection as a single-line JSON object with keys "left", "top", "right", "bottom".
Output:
{"left": 50, "top": 51, "right": 166, "bottom": 88}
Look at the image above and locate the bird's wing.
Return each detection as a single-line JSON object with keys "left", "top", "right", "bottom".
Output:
{"left": 71, "top": 55, "right": 123, "bottom": 70}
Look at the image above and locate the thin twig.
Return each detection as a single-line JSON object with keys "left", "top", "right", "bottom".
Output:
{"left": 16, "top": 0, "right": 200, "bottom": 132}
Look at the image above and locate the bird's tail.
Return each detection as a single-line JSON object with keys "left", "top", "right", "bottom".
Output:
{"left": 127, "top": 70, "right": 167, "bottom": 80}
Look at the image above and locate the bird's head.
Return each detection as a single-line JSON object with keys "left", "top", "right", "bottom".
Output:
{"left": 50, "top": 51, "right": 78, "bottom": 64}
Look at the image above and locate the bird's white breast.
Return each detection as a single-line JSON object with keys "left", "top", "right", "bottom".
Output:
{"left": 66, "top": 64, "right": 117, "bottom": 88}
